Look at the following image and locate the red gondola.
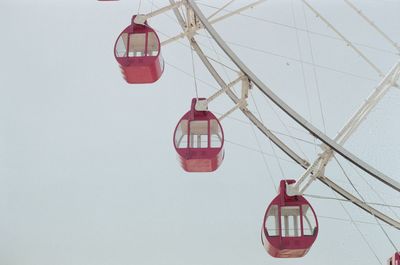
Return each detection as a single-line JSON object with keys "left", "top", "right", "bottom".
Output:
{"left": 173, "top": 98, "right": 224, "bottom": 172}
{"left": 388, "top": 252, "right": 400, "bottom": 265}
{"left": 114, "top": 15, "right": 164, "bottom": 84}
{"left": 261, "top": 179, "right": 318, "bottom": 258}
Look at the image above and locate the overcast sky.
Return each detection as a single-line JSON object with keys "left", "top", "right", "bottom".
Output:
{"left": 1, "top": 0, "right": 400, "bottom": 265}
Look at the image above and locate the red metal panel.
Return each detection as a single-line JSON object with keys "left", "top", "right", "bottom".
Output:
{"left": 119, "top": 55, "right": 164, "bottom": 84}
{"left": 178, "top": 147, "right": 224, "bottom": 172}
{"left": 173, "top": 98, "right": 225, "bottom": 172}
{"left": 261, "top": 180, "right": 319, "bottom": 258}
{"left": 114, "top": 16, "right": 164, "bottom": 84}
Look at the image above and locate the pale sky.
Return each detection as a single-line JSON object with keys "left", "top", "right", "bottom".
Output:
{"left": 1, "top": 1, "right": 400, "bottom": 265}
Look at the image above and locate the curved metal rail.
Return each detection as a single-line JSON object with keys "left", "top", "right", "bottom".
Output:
{"left": 187, "top": 0, "right": 400, "bottom": 193}
{"left": 169, "top": 0, "right": 400, "bottom": 229}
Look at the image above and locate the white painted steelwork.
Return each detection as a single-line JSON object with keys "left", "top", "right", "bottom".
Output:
{"left": 167, "top": 0, "right": 400, "bottom": 229}
{"left": 186, "top": 0, "right": 400, "bottom": 194}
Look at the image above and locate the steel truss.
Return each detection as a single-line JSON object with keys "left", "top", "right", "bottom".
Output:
{"left": 169, "top": 0, "right": 400, "bottom": 229}
{"left": 125, "top": 0, "right": 400, "bottom": 229}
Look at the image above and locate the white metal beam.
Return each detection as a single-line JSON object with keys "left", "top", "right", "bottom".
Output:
{"left": 289, "top": 61, "right": 400, "bottom": 196}
{"left": 336, "top": 61, "right": 400, "bottom": 145}
{"left": 302, "top": 0, "right": 384, "bottom": 77}
{"left": 161, "top": 0, "right": 267, "bottom": 46}
{"left": 207, "top": 0, "right": 235, "bottom": 20}
{"left": 170, "top": 0, "right": 400, "bottom": 229}
{"left": 134, "top": 1, "right": 184, "bottom": 24}
{"left": 186, "top": 0, "right": 400, "bottom": 193}
{"left": 344, "top": 0, "right": 400, "bottom": 53}
{"left": 195, "top": 75, "right": 244, "bottom": 111}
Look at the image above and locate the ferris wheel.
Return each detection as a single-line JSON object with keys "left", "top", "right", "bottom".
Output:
{"left": 98, "top": 0, "right": 399, "bottom": 263}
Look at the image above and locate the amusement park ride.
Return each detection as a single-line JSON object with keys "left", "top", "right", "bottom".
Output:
{"left": 98, "top": 0, "right": 400, "bottom": 262}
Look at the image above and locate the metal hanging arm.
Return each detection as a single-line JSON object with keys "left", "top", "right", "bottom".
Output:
{"left": 161, "top": 0, "right": 267, "bottom": 46}
{"left": 286, "top": 153, "right": 330, "bottom": 196}
{"left": 182, "top": 2, "right": 251, "bottom": 121}
{"left": 133, "top": 1, "right": 184, "bottom": 24}
{"left": 219, "top": 75, "right": 250, "bottom": 120}
{"left": 195, "top": 75, "right": 244, "bottom": 111}
{"left": 195, "top": 74, "right": 250, "bottom": 120}
{"left": 186, "top": 0, "right": 400, "bottom": 193}
{"left": 219, "top": 99, "right": 247, "bottom": 121}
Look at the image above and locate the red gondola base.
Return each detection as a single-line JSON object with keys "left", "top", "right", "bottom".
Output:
{"left": 261, "top": 180, "right": 319, "bottom": 258}
{"left": 173, "top": 98, "right": 224, "bottom": 172}
{"left": 114, "top": 15, "right": 164, "bottom": 84}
